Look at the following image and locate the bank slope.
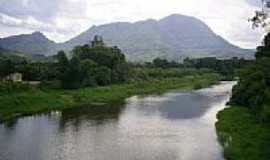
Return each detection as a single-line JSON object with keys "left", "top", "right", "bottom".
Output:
{"left": 216, "top": 107, "right": 270, "bottom": 160}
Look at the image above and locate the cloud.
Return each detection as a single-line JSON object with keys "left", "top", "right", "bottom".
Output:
{"left": 0, "top": 13, "right": 52, "bottom": 31}
{"left": 0, "top": 0, "right": 90, "bottom": 41}
{"left": 0, "top": 0, "right": 265, "bottom": 48}
{"left": 245, "top": 0, "right": 261, "bottom": 7}
{"left": 0, "top": 0, "right": 61, "bottom": 22}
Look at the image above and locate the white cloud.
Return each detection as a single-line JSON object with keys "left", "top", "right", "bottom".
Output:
{"left": 0, "top": 0, "right": 265, "bottom": 48}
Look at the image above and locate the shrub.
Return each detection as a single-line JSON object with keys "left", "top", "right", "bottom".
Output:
{"left": 40, "top": 80, "right": 62, "bottom": 89}
{"left": 0, "top": 82, "right": 30, "bottom": 94}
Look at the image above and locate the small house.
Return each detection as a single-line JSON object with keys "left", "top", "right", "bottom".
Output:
{"left": 3, "top": 73, "right": 23, "bottom": 82}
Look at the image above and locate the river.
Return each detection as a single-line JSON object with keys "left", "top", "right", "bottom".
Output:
{"left": 0, "top": 81, "right": 235, "bottom": 160}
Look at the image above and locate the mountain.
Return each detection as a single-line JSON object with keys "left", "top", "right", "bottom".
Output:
{"left": 0, "top": 32, "right": 57, "bottom": 56}
{"left": 0, "top": 46, "right": 25, "bottom": 56}
{"left": 0, "top": 14, "right": 254, "bottom": 61}
{"left": 63, "top": 14, "right": 253, "bottom": 61}
{"left": 0, "top": 46, "right": 11, "bottom": 54}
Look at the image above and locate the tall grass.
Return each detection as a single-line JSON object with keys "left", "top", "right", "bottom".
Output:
{"left": 216, "top": 107, "right": 270, "bottom": 160}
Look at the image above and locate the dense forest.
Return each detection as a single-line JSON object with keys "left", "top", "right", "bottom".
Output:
{"left": 230, "top": 33, "right": 270, "bottom": 122}
{"left": 216, "top": 33, "right": 270, "bottom": 160}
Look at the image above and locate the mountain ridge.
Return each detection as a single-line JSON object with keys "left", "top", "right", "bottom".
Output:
{"left": 0, "top": 14, "right": 254, "bottom": 61}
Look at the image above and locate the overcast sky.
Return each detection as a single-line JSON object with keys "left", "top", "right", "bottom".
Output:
{"left": 0, "top": 0, "right": 265, "bottom": 48}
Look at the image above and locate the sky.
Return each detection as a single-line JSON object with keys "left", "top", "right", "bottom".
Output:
{"left": 0, "top": 0, "right": 266, "bottom": 49}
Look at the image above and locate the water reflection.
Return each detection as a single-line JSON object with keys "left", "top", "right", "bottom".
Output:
{"left": 0, "top": 82, "right": 235, "bottom": 160}
{"left": 58, "top": 103, "right": 125, "bottom": 130}
{"left": 125, "top": 87, "right": 229, "bottom": 120}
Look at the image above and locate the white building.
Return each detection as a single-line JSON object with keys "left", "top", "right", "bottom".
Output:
{"left": 3, "top": 73, "right": 23, "bottom": 82}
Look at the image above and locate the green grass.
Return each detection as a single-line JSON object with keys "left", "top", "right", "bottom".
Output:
{"left": 0, "top": 73, "right": 219, "bottom": 122}
{"left": 216, "top": 107, "right": 270, "bottom": 160}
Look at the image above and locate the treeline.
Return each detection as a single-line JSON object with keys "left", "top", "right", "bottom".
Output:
{"left": 230, "top": 33, "right": 270, "bottom": 123}
{"left": 0, "top": 54, "right": 28, "bottom": 79}
{"left": 183, "top": 57, "right": 252, "bottom": 80}
{"left": 128, "top": 67, "right": 215, "bottom": 82}
{"left": 132, "top": 57, "right": 252, "bottom": 80}
{"left": 0, "top": 35, "right": 252, "bottom": 91}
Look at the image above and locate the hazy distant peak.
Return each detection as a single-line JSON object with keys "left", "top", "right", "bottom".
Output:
{"left": 161, "top": 14, "right": 198, "bottom": 21}
{"left": 135, "top": 18, "right": 157, "bottom": 24}
{"left": 32, "top": 31, "right": 44, "bottom": 36}
{"left": 0, "top": 30, "right": 56, "bottom": 55}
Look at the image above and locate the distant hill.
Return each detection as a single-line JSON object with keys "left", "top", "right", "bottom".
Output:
{"left": 0, "top": 42, "right": 54, "bottom": 62}
{"left": 0, "top": 14, "right": 254, "bottom": 61}
{"left": 0, "top": 32, "right": 57, "bottom": 56}
{"left": 0, "top": 46, "right": 25, "bottom": 56}
{"left": 0, "top": 46, "right": 11, "bottom": 55}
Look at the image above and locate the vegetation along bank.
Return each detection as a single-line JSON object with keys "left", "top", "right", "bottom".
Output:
{"left": 216, "top": 33, "right": 270, "bottom": 160}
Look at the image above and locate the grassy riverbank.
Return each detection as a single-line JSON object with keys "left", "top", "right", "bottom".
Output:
{"left": 216, "top": 107, "right": 270, "bottom": 160}
{"left": 0, "top": 73, "right": 219, "bottom": 122}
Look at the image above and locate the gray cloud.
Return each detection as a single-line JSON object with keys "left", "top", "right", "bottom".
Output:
{"left": 245, "top": 0, "right": 261, "bottom": 7}
{"left": 0, "top": 0, "right": 89, "bottom": 41}
{"left": 0, "top": 0, "right": 62, "bottom": 22}
{"left": 0, "top": 13, "right": 72, "bottom": 35}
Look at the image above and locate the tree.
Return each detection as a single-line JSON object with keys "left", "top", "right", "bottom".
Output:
{"left": 94, "top": 66, "right": 111, "bottom": 86}
{"left": 56, "top": 51, "right": 69, "bottom": 69}
{"left": 56, "top": 50, "right": 69, "bottom": 81}
{"left": 0, "top": 58, "right": 12, "bottom": 79}
{"left": 256, "top": 33, "right": 270, "bottom": 59}
{"left": 153, "top": 58, "right": 169, "bottom": 68}
{"left": 72, "top": 36, "right": 128, "bottom": 85}
{"left": 0, "top": 57, "right": 19, "bottom": 79}
{"left": 91, "top": 35, "right": 105, "bottom": 48}
{"left": 231, "top": 64, "right": 267, "bottom": 110}
{"left": 230, "top": 33, "right": 270, "bottom": 115}
{"left": 62, "top": 57, "right": 82, "bottom": 89}
{"left": 249, "top": 10, "right": 269, "bottom": 29}
{"left": 81, "top": 59, "right": 97, "bottom": 87}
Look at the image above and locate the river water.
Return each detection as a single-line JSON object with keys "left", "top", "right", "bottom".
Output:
{"left": 0, "top": 82, "right": 235, "bottom": 160}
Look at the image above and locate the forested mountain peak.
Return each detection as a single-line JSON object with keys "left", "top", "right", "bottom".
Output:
{"left": 63, "top": 14, "right": 253, "bottom": 61}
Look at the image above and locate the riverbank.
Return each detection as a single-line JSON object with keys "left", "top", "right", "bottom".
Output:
{"left": 216, "top": 107, "right": 270, "bottom": 160}
{"left": 0, "top": 73, "right": 219, "bottom": 122}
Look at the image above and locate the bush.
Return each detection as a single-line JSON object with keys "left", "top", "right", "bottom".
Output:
{"left": 0, "top": 82, "right": 30, "bottom": 94}
{"left": 193, "top": 84, "right": 203, "bottom": 90}
{"left": 40, "top": 80, "right": 62, "bottom": 89}
{"left": 94, "top": 66, "right": 112, "bottom": 86}
{"left": 261, "top": 105, "right": 270, "bottom": 124}
{"left": 230, "top": 63, "right": 268, "bottom": 112}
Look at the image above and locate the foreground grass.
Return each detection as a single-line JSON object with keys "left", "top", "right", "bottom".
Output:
{"left": 216, "top": 107, "right": 270, "bottom": 160}
{"left": 0, "top": 73, "right": 218, "bottom": 122}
